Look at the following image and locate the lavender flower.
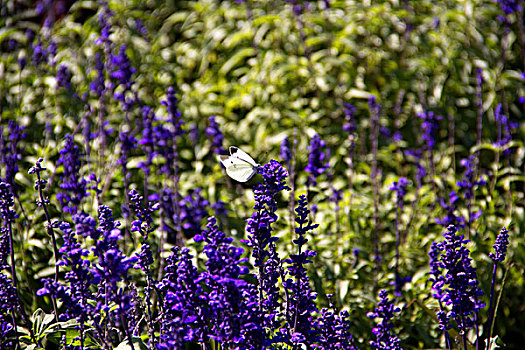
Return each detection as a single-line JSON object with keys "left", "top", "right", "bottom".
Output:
{"left": 494, "top": 104, "right": 517, "bottom": 156}
{"left": 243, "top": 160, "right": 290, "bottom": 330}
{"left": 31, "top": 41, "right": 48, "bottom": 67}
{"left": 494, "top": 0, "right": 521, "bottom": 14}
{"left": 343, "top": 102, "right": 357, "bottom": 145}
{"left": 129, "top": 188, "right": 156, "bottom": 250}
{"left": 456, "top": 156, "right": 485, "bottom": 231}
{"left": 179, "top": 188, "right": 210, "bottom": 238}
{"left": 37, "top": 219, "right": 95, "bottom": 326}
{"left": 367, "top": 289, "right": 402, "bottom": 350}
{"left": 317, "top": 297, "right": 357, "bottom": 350}
{"left": 56, "top": 64, "right": 73, "bottom": 91}
{"left": 389, "top": 177, "right": 408, "bottom": 210}
{"left": 194, "top": 217, "right": 264, "bottom": 347}
{"left": 128, "top": 189, "right": 158, "bottom": 345}
{"left": 157, "top": 247, "right": 208, "bottom": 347}
{"left": 1, "top": 121, "right": 26, "bottom": 192}
{"left": 206, "top": 116, "right": 226, "bottom": 154}
{"left": 94, "top": 206, "right": 138, "bottom": 338}
{"left": 283, "top": 194, "right": 319, "bottom": 346}
{"left": 0, "top": 183, "right": 16, "bottom": 223}
{"left": 281, "top": 137, "right": 292, "bottom": 163}
{"left": 95, "top": 3, "right": 113, "bottom": 47}
{"left": 56, "top": 134, "right": 88, "bottom": 214}
{"left": 305, "top": 133, "right": 327, "bottom": 187}
{"left": 90, "top": 53, "right": 105, "bottom": 97}
{"left": 155, "top": 87, "right": 185, "bottom": 175}
{"left": 390, "top": 177, "right": 410, "bottom": 295}
{"left": 0, "top": 228, "right": 18, "bottom": 350}
{"left": 418, "top": 110, "right": 442, "bottom": 152}
{"left": 489, "top": 227, "right": 509, "bottom": 263}
{"left": 429, "top": 225, "right": 485, "bottom": 338}
{"left": 109, "top": 45, "right": 135, "bottom": 90}
{"left": 159, "top": 188, "right": 179, "bottom": 242}
{"left": 435, "top": 191, "right": 465, "bottom": 228}
{"left": 138, "top": 106, "right": 155, "bottom": 178}
{"left": 244, "top": 160, "right": 290, "bottom": 266}
{"left": 487, "top": 227, "right": 510, "bottom": 340}
{"left": 118, "top": 131, "right": 137, "bottom": 179}
{"left": 162, "top": 86, "right": 184, "bottom": 136}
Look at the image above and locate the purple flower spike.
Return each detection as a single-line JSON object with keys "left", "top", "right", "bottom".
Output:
{"left": 109, "top": 45, "right": 135, "bottom": 89}
{"left": 280, "top": 137, "right": 292, "bottom": 163}
{"left": 206, "top": 116, "right": 226, "bottom": 155}
{"left": 305, "top": 133, "right": 327, "bottom": 187}
{"left": 418, "top": 110, "right": 442, "bottom": 151}
{"left": 489, "top": 227, "right": 509, "bottom": 263}
{"left": 494, "top": 0, "right": 521, "bottom": 14}
{"left": 56, "top": 134, "right": 88, "bottom": 214}
{"left": 283, "top": 194, "right": 319, "bottom": 346}
{"left": 367, "top": 289, "right": 402, "bottom": 350}
{"left": 428, "top": 225, "right": 485, "bottom": 336}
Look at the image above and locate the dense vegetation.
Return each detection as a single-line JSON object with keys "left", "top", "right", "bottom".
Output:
{"left": 1, "top": 0, "right": 524, "bottom": 349}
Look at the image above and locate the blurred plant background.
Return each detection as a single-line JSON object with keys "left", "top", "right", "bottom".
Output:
{"left": 1, "top": 0, "right": 525, "bottom": 349}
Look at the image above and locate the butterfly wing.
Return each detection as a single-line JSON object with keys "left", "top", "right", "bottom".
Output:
{"left": 229, "top": 146, "right": 258, "bottom": 167}
{"left": 219, "top": 155, "right": 257, "bottom": 182}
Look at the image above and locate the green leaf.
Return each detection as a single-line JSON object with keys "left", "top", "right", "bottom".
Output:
{"left": 219, "top": 47, "right": 256, "bottom": 76}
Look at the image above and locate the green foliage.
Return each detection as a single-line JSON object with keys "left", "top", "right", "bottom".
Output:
{"left": 1, "top": 0, "right": 525, "bottom": 349}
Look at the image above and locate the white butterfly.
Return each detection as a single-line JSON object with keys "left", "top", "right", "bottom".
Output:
{"left": 219, "top": 146, "right": 259, "bottom": 182}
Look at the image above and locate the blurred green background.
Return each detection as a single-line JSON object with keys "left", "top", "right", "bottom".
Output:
{"left": 1, "top": 0, "right": 525, "bottom": 348}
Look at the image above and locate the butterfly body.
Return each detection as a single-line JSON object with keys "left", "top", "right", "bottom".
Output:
{"left": 219, "top": 146, "right": 259, "bottom": 182}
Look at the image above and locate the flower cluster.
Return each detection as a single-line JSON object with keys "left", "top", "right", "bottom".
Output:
{"left": 457, "top": 156, "right": 485, "bottom": 200}
{"left": 179, "top": 188, "right": 210, "bottom": 238}
{"left": 305, "top": 133, "right": 327, "bottom": 187}
{"left": 435, "top": 191, "right": 465, "bottom": 228}
{"left": 90, "top": 53, "right": 106, "bottom": 97}
{"left": 56, "top": 64, "right": 73, "bottom": 92}
{"left": 428, "top": 225, "right": 485, "bottom": 334}
{"left": 494, "top": 104, "right": 518, "bottom": 156}
{"left": 37, "top": 219, "right": 95, "bottom": 324}
{"left": 389, "top": 177, "right": 408, "bottom": 210}
{"left": 157, "top": 246, "right": 208, "bottom": 348}
{"left": 37, "top": 206, "right": 139, "bottom": 345}
{"left": 283, "top": 194, "right": 320, "bottom": 345}
{"left": 489, "top": 227, "right": 510, "bottom": 263}
{"left": 494, "top": 0, "right": 521, "bottom": 14}
{"left": 158, "top": 215, "right": 264, "bottom": 348}
{"left": 418, "top": 110, "right": 442, "bottom": 151}
{"left": 129, "top": 189, "right": 157, "bottom": 270}
{"left": 280, "top": 137, "right": 292, "bottom": 164}
{"left": 198, "top": 217, "right": 263, "bottom": 346}
{"left": 0, "top": 228, "right": 18, "bottom": 350}
{"left": 56, "top": 134, "right": 88, "bottom": 214}
{"left": 110, "top": 45, "right": 135, "bottom": 94}
{"left": 243, "top": 160, "right": 290, "bottom": 331}
{"left": 0, "top": 182, "right": 16, "bottom": 223}
{"left": 317, "top": 297, "right": 357, "bottom": 350}
{"left": 456, "top": 156, "right": 485, "bottom": 227}
{"left": 95, "top": 2, "right": 113, "bottom": 47}
{"left": 244, "top": 160, "right": 290, "bottom": 266}
{"left": 1, "top": 121, "right": 26, "bottom": 192}
{"left": 206, "top": 116, "right": 226, "bottom": 154}
{"left": 367, "top": 289, "right": 402, "bottom": 350}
